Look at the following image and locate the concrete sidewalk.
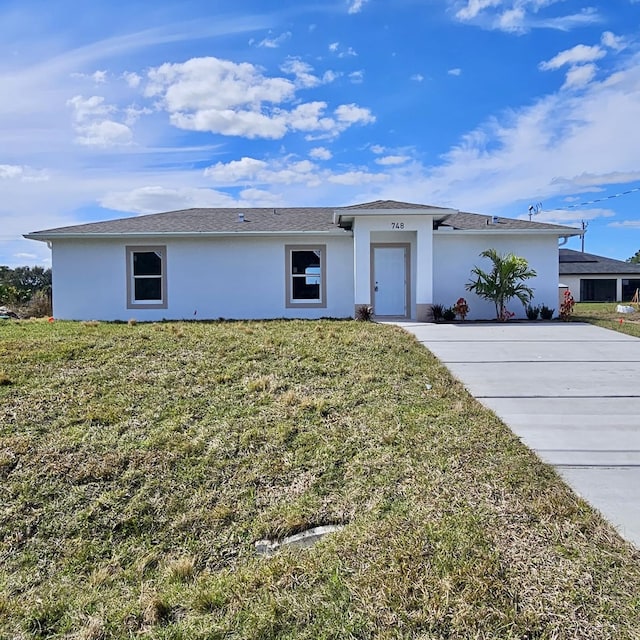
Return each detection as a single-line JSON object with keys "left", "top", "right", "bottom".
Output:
{"left": 396, "top": 321, "right": 640, "bottom": 548}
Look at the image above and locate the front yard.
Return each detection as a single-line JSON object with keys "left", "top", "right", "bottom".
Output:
{"left": 1, "top": 319, "right": 640, "bottom": 638}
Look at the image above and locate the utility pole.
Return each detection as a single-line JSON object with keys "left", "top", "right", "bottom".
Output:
{"left": 581, "top": 220, "right": 589, "bottom": 253}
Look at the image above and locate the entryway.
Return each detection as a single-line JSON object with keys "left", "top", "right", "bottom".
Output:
{"left": 371, "top": 244, "right": 410, "bottom": 318}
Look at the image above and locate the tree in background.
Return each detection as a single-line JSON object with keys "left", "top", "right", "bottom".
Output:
{"left": 466, "top": 249, "right": 537, "bottom": 320}
{"left": 0, "top": 265, "right": 51, "bottom": 306}
{"left": 627, "top": 250, "right": 640, "bottom": 264}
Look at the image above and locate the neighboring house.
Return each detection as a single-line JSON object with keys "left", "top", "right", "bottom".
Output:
{"left": 559, "top": 248, "right": 640, "bottom": 302}
{"left": 25, "top": 200, "right": 580, "bottom": 321}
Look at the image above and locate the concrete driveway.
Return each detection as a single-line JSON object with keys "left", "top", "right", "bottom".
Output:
{"left": 396, "top": 321, "right": 640, "bottom": 548}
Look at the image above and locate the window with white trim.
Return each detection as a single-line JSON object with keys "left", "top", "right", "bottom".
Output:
{"left": 126, "top": 246, "right": 167, "bottom": 309}
{"left": 285, "top": 245, "right": 326, "bottom": 308}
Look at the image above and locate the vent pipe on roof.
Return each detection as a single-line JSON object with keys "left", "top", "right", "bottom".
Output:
{"left": 238, "top": 212, "right": 245, "bottom": 223}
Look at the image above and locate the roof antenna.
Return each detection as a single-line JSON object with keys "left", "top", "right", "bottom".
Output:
{"left": 528, "top": 202, "right": 542, "bottom": 221}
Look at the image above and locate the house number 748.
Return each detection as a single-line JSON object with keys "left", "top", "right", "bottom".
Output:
{"left": 391, "top": 222, "right": 405, "bottom": 229}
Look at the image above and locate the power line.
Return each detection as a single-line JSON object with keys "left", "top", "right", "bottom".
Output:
{"left": 562, "top": 186, "right": 640, "bottom": 209}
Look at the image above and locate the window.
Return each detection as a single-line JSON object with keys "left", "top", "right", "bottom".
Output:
{"left": 580, "top": 278, "right": 616, "bottom": 302}
{"left": 623, "top": 279, "right": 640, "bottom": 302}
{"left": 285, "top": 245, "right": 326, "bottom": 308}
{"left": 126, "top": 246, "right": 167, "bottom": 309}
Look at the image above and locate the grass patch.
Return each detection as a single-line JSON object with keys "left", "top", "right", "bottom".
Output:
{"left": 2, "top": 318, "right": 640, "bottom": 638}
{"left": 573, "top": 302, "right": 640, "bottom": 338}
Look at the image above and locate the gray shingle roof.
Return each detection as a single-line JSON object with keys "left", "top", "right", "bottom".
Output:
{"left": 341, "top": 199, "right": 452, "bottom": 211}
{"left": 559, "top": 249, "right": 640, "bottom": 275}
{"left": 438, "top": 212, "right": 576, "bottom": 232}
{"left": 25, "top": 200, "right": 580, "bottom": 238}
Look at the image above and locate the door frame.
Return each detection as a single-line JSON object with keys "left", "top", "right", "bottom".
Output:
{"left": 370, "top": 243, "right": 411, "bottom": 319}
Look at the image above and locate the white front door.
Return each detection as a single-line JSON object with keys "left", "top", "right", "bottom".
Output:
{"left": 373, "top": 245, "right": 408, "bottom": 317}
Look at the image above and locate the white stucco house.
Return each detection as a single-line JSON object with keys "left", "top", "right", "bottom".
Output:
{"left": 25, "top": 200, "right": 581, "bottom": 321}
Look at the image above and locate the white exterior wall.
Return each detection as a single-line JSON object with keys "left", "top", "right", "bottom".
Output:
{"left": 560, "top": 275, "right": 586, "bottom": 301}
{"left": 433, "top": 233, "right": 559, "bottom": 320}
{"left": 51, "top": 235, "right": 354, "bottom": 321}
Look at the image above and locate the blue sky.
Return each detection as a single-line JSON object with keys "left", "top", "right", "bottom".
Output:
{"left": 1, "top": 0, "right": 639, "bottom": 267}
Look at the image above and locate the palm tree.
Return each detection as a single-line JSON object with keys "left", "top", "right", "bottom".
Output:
{"left": 465, "top": 249, "right": 536, "bottom": 320}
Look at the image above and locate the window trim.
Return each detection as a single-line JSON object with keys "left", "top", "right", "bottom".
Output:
{"left": 285, "top": 244, "right": 327, "bottom": 309}
{"left": 126, "top": 245, "right": 168, "bottom": 310}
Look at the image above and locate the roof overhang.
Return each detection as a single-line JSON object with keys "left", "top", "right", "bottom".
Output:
{"left": 334, "top": 207, "right": 457, "bottom": 228}
{"left": 23, "top": 229, "right": 351, "bottom": 242}
{"left": 434, "top": 228, "right": 582, "bottom": 237}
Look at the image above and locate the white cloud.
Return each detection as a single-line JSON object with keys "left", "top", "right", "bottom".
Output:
{"left": 237, "top": 188, "right": 282, "bottom": 205}
{"left": 75, "top": 120, "right": 133, "bottom": 147}
{"left": 101, "top": 186, "right": 241, "bottom": 214}
{"left": 453, "top": 1, "right": 602, "bottom": 34}
{"left": 92, "top": 70, "right": 108, "bottom": 84}
{"left": 539, "top": 44, "right": 606, "bottom": 71}
{"left": 411, "top": 74, "right": 425, "bottom": 82}
{"left": 496, "top": 8, "right": 526, "bottom": 33}
{"left": 203, "top": 157, "right": 268, "bottom": 182}
{"left": 288, "top": 101, "right": 335, "bottom": 133}
{"left": 171, "top": 109, "right": 288, "bottom": 139}
{"left": 347, "top": 0, "right": 369, "bottom": 14}
{"left": 601, "top": 31, "right": 626, "bottom": 52}
{"left": 14, "top": 252, "right": 37, "bottom": 260}
{"left": 123, "top": 71, "right": 142, "bottom": 88}
{"left": 448, "top": 68, "right": 462, "bottom": 76}
{"left": 0, "top": 164, "right": 49, "bottom": 181}
{"left": 328, "top": 171, "right": 388, "bottom": 185}
{"left": 124, "top": 105, "right": 152, "bottom": 126}
{"left": 328, "top": 43, "right": 358, "bottom": 57}
{"left": 349, "top": 70, "right": 364, "bottom": 83}
{"left": 376, "top": 155, "right": 410, "bottom": 166}
{"left": 538, "top": 8, "right": 602, "bottom": 32}
{"left": 323, "top": 70, "right": 339, "bottom": 83}
{"left": 67, "top": 95, "right": 113, "bottom": 121}
{"left": 553, "top": 171, "right": 640, "bottom": 189}
{"left": 334, "top": 103, "right": 375, "bottom": 125}
{"left": 67, "top": 95, "right": 132, "bottom": 146}
{"left": 456, "top": 0, "right": 502, "bottom": 21}
{"left": 609, "top": 220, "right": 640, "bottom": 229}
{"left": 256, "top": 31, "right": 291, "bottom": 48}
{"left": 281, "top": 58, "right": 327, "bottom": 88}
{"left": 522, "top": 207, "right": 613, "bottom": 226}
{"left": 145, "top": 56, "right": 371, "bottom": 140}
{"left": 562, "top": 63, "right": 598, "bottom": 90}
{"left": 146, "top": 57, "right": 295, "bottom": 112}
{"left": 202, "top": 155, "right": 389, "bottom": 190}
{"left": 309, "top": 147, "right": 332, "bottom": 160}
{"left": 370, "top": 144, "right": 385, "bottom": 154}
{"left": 0, "top": 164, "right": 24, "bottom": 179}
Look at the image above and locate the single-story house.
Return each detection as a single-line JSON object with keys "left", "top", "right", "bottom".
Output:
{"left": 25, "top": 200, "right": 580, "bottom": 321}
{"left": 560, "top": 248, "right": 640, "bottom": 302}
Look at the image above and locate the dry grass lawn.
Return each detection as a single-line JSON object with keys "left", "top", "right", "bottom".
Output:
{"left": 1, "top": 318, "right": 640, "bottom": 639}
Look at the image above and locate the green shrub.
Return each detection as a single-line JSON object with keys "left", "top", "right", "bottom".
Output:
{"left": 355, "top": 305, "right": 373, "bottom": 321}
{"left": 442, "top": 307, "right": 456, "bottom": 321}
{"left": 540, "top": 305, "right": 554, "bottom": 320}
{"left": 431, "top": 304, "right": 444, "bottom": 321}
{"left": 525, "top": 304, "right": 540, "bottom": 320}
